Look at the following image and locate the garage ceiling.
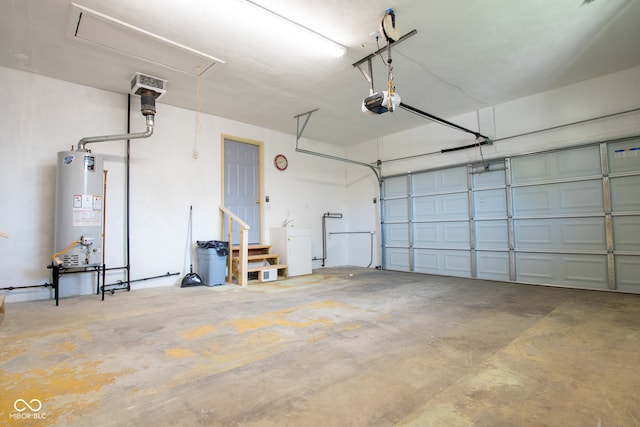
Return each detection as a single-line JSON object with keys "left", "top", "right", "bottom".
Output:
{"left": 1, "top": 0, "right": 639, "bottom": 145}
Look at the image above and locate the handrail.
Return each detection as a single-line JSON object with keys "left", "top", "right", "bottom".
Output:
{"left": 219, "top": 206, "right": 250, "bottom": 287}
{"left": 219, "top": 206, "right": 250, "bottom": 230}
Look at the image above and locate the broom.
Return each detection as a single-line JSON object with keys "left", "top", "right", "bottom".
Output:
{"left": 181, "top": 205, "right": 203, "bottom": 287}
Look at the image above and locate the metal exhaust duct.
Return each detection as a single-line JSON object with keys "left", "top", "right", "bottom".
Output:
{"left": 53, "top": 74, "right": 165, "bottom": 268}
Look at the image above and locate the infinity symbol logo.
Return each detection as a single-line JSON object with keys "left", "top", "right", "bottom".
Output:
{"left": 14, "top": 399, "right": 43, "bottom": 412}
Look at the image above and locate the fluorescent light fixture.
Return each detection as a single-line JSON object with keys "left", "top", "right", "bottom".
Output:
{"left": 68, "top": 3, "right": 225, "bottom": 76}
{"left": 243, "top": 0, "right": 346, "bottom": 58}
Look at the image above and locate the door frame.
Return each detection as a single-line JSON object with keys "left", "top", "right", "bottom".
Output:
{"left": 220, "top": 134, "right": 265, "bottom": 244}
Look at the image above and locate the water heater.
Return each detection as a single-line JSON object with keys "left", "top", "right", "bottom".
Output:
{"left": 53, "top": 151, "right": 104, "bottom": 267}
{"left": 51, "top": 72, "right": 163, "bottom": 270}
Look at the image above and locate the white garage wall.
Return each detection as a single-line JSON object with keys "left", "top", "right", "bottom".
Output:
{"left": 0, "top": 66, "right": 347, "bottom": 303}
{"left": 346, "top": 65, "right": 640, "bottom": 271}
{"left": 2, "top": 65, "right": 640, "bottom": 302}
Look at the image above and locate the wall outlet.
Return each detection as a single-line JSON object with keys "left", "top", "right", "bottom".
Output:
{"left": 192, "top": 151, "right": 198, "bottom": 159}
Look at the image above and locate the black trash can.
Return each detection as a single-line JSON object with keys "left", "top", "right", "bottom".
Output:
{"left": 196, "top": 240, "right": 228, "bottom": 286}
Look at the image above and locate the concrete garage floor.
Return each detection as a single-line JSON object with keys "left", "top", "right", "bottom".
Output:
{"left": 1, "top": 267, "right": 639, "bottom": 427}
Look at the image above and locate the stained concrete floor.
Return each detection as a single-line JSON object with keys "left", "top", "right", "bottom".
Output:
{"left": 1, "top": 267, "right": 639, "bottom": 427}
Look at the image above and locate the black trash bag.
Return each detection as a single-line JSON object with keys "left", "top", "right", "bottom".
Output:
{"left": 197, "top": 240, "right": 229, "bottom": 256}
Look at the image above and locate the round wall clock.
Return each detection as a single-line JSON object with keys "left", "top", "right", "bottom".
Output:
{"left": 274, "top": 154, "right": 288, "bottom": 171}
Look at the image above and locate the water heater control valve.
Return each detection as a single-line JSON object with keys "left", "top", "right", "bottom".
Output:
{"left": 80, "top": 236, "right": 94, "bottom": 246}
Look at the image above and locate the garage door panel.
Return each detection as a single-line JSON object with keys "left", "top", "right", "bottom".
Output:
{"left": 384, "top": 176, "right": 408, "bottom": 198}
{"left": 413, "top": 196, "right": 437, "bottom": 220}
{"left": 476, "top": 251, "right": 510, "bottom": 281}
{"left": 516, "top": 253, "right": 555, "bottom": 281}
{"left": 384, "top": 248, "right": 410, "bottom": 271}
{"left": 511, "top": 146, "right": 600, "bottom": 184}
{"left": 414, "top": 249, "right": 470, "bottom": 277}
{"left": 613, "top": 216, "right": 640, "bottom": 251}
{"left": 413, "top": 193, "right": 468, "bottom": 220}
{"left": 413, "top": 250, "right": 437, "bottom": 272}
{"left": 412, "top": 167, "right": 467, "bottom": 195}
{"left": 516, "top": 253, "right": 607, "bottom": 289}
{"left": 616, "top": 256, "right": 640, "bottom": 292}
{"left": 473, "top": 168, "right": 505, "bottom": 188}
{"left": 512, "top": 187, "right": 551, "bottom": 215}
{"left": 476, "top": 220, "right": 508, "bottom": 249}
{"left": 443, "top": 196, "right": 468, "bottom": 217}
{"left": 564, "top": 256, "right": 608, "bottom": 284}
{"left": 384, "top": 198, "right": 408, "bottom": 222}
{"left": 474, "top": 189, "right": 507, "bottom": 218}
{"left": 381, "top": 140, "right": 639, "bottom": 293}
{"left": 414, "top": 222, "right": 469, "bottom": 248}
{"left": 384, "top": 223, "right": 409, "bottom": 246}
{"left": 514, "top": 218, "right": 605, "bottom": 251}
{"left": 610, "top": 176, "right": 640, "bottom": 212}
{"left": 559, "top": 181, "right": 603, "bottom": 211}
{"left": 511, "top": 156, "right": 548, "bottom": 184}
{"left": 608, "top": 139, "right": 640, "bottom": 174}
{"left": 513, "top": 180, "right": 603, "bottom": 216}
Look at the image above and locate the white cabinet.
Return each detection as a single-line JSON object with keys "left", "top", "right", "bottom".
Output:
{"left": 270, "top": 227, "right": 312, "bottom": 276}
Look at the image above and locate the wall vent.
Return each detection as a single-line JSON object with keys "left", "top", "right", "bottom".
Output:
{"left": 67, "top": 3, "right": 224, "bottom": 76}
{"left": 261, "top": 269, "right": 277, "bottom": 282}
{"left": 130, "top": 72, "right": 167, "bottom": 99}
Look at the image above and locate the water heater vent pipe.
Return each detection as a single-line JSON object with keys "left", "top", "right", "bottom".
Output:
{"left": 77, "top": 89, "right": 160, "bottom": 151}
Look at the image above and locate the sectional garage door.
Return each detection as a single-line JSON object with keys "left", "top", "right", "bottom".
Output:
{"left": 381, "top": 138, "right": 640, "bottom": 293}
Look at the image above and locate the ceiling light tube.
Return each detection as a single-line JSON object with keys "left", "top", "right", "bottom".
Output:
{"left": 243, "top": 0, "right": 346, "bottom": 58}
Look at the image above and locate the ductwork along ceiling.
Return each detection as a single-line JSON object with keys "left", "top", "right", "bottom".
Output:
{"left": 1, "top": 0, "right": 639, "bottom": 145}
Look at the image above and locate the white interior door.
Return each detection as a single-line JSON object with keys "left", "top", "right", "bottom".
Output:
{"left": 223, "top": 139, "right": 260, "bottom": 244}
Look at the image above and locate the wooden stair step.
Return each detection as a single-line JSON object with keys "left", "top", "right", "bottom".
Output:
{"left": 235, "top": 253, "right": 279, "bottom": 262}
{"left": 231, "top": 244, "right": 272, "bottom": 256}
{"left": 245, "top": 264, "right": 289, "bottom": 283}
{"left": 231, "top": 254, "right": 280, "bottom": 265}
{"left": 245, "top": 263, "right": 288, "bottom": 273}
{"left": 231, "top": 243, "right": 271, "bottom": 251}
{"left": 232, "top": 243, "right": 271, "bottom": 251}
{"left": 229, "top": 242, "right": 287, "bottom": 285}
